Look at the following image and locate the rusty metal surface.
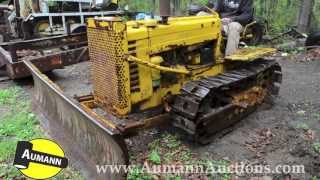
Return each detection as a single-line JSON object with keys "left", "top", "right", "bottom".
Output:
{"left": 1, "top": 33, "right": 87, "bottom": 61}
{"left": 87, "top": 23, "right": 130, "bottom": 115}
{"left": 24, "top": 60, "right": 129, "bottom": 180}
{"left": 0, "top": 32, "right": 87, "bottom": 49}
{"left": 1, "top": 46, "right": 89, "bottom": 79}
{"left": 0, "top": 46, "right": 11, "bottom": 68}
{"left": 171, "top": 59, "right": 282, "bottom": 144}
{"left": 231, "top": 86, "right": 267, "bottom": 108}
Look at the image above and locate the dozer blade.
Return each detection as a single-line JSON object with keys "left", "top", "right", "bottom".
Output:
{"left": 23, "top": 60, "right": 129, "bottom": 180}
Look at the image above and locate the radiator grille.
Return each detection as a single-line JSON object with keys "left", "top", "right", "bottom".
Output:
{"left": 87, "top": 22, "right": 130, "bottom": 115}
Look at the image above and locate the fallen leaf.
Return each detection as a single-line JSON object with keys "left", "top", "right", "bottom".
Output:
{"left": 305, "top": 129, "right": 316, "bottom": 141}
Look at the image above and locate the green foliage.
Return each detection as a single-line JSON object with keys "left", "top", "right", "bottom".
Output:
{"left": 0, "top": 140, "right": 17, "bottom": 162}
{"left": 313, "top": 142, "right": 320, "bottom": 154}
{"left": 148, "top": 138, "right": 161, "bottom": 151}
{"left": 295, "top": 122, "right": 309, "bottom": 130}
{"left": 165, "top": 174, "right": 182, "bottom": 180}
{"left": 0, "top": 112, "right": 40, "bottom": 139}
{"left": 0, "top": 87, "right": 83, "bottom": 179}
{"left": 0, "top": 88, "right": 42, "bottom": 162}
{"left": 0, "top": 87, "right": 19, "bottom": 105}
{"left": 179, "top": 149, "right": 192, "bottom": 162}
{"left": 127, "top": 167, "right": 152, "bottom": 180}
{"left": 211, "top": 160, "right": 231, "bottom": 180}
{"left": 162, "top": 134, "right": 181, "bottom": 149}
{"left": 53, "top": 168, "right": 85, "bottom": 180}
{"left": 119, "top": 0, "right": 320, "bottom": 34}
{"left": 254, "top": 0, "right": 300, "bottom": 34}
{"left": 148, "top": 150, "right": 161, "bottom": 164}
{"left": 0, "top": 165, "right": 21, "bottom": 180}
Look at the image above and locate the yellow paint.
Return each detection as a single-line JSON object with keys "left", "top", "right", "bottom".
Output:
{"left": 127, "top": 55, "right": 190, "bottom": 74}
{"left": 87, "top": 15, "right": 272, "bottom": 116}
{"left": 150, "top": 56, "right": 164, "bottom": 80}
{"left": 225, "top": 48, "right": 276, "bottom": 61}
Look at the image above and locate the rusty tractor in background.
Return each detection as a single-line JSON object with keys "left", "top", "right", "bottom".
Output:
{"left": 0, "top": 32, "right": 88, "bottom": 79}
{"left": 3, "top": 0, "right": 120, "bottom": 40}
{"left": 0, "top": 0, "right": 125, "bottom": 79}
{"left": 0, "top": 4, "right": 11, "bottom": 42}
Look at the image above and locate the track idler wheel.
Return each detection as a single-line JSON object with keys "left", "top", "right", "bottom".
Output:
{"left": 171, "top": 59, "right": 282, "bottom": 144}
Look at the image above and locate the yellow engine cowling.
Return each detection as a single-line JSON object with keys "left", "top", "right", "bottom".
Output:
{"left": 87, "top": 15, "right": 222, "bottom": 116}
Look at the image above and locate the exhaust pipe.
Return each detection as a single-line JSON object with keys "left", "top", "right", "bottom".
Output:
{"left": 159, "top": 0, "right": 170, "bottom": 24}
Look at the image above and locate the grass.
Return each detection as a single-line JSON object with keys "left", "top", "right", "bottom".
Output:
{"left": 148, "top": 150, "right": 161, "bottom": 165}
{"left": 0, "top": 87, "right": 42, "bottom": 163}
{"left": 312, "top": 113, "right": 320, "bottom": 122}
{"left": 295, "top": 122, "right": 309, "bottom": 130}
{"left": 126, "top": 166, "right": 153, "bottom": 180}
{"left": 128, "top": 133, "right": 231, "bottom": 180}
{"left": 0, "top": 87, "right": 19, "bottom": 105}
{"left": 0, "top": 86, "right": 83, "bottom": 180}
{"left": 313, "top": 143, "right": 320, "bottom": 154}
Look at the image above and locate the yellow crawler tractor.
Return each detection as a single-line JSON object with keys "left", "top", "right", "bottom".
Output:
{"left": 24, "top": 0, "right": 282, "bottom": 179}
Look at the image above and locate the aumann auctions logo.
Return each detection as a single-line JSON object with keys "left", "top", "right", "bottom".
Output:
{"left": 13, "top": 139, "right": 68, "bottom": 179}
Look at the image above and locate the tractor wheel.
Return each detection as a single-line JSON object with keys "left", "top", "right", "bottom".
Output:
{"left": 34, "top": 20, "right": 50, "bottom": 37}
{"left": 247, "top": 23, "right": 264, "bottom": 46}
{"left": 306, "top": 31, "right": 320, "bottom": 48}
{"left": 70, "top": 24, "right": 86, "bottom": 34}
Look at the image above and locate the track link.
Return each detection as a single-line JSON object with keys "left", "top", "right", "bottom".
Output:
{"left": 171, "top": 59, "right": 282, "bottom": 144}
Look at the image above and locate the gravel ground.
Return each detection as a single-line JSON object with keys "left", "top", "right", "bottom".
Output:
{"left": 1, "top": 55, "right": 319, "bottom": 179}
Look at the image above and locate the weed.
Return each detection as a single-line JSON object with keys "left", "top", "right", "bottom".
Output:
{"left": 162, "top": 134, "right": 180, "bottom": 149}
{"left": 127, "top": 166, "right": 152, "bottom": 180}
{"left": 0, "top": 112, "right": 41, "bottom": 138}
{"left": 163, "top": 152, "right": 174, "bottom": 163}
{"left": 0, "top": 140, "right": 17, "bottom": 162}
{"left": 148, "top": 150, "right": 161, "bottom": 165}
{"left": 313, "top": 143, "right": 320, "bottom": 154}
{"left": 165, "top": 174, "right": 182, "bottom": 180}
{"left": 295, "top": 122, "right": 309, "bottom": 130}
{"left": 196, "top": 159, "right": 213, "bottom": 169}
{"left": 0, "top": 87, "right": 19, "bottom": 105}
{"left": 210, "top": 160, "right": 231, "bottom": 180}
{"left": 313, "top": 113, "right": 320, "bottom": 121}
{"left": 179, "top": 149, "right": 192, "bottom": 162}
{"left": 53, "top": 168, "right": 85, "bottom": 180}
{"left": 0, "top": 87, "right": 83, "bottom": 179}
{"left": 0, "top": 164, "right": 21, "bottom": 180}
{"left": 148, "top": 138, "right": 161, "bottom": 151}
{"left": 0, "top": 110, "right": 42, "bottom": 161}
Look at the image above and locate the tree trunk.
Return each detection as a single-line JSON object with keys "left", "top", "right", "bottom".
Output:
{"left": 297, "top": 0, "right": 314, "bottom": 33}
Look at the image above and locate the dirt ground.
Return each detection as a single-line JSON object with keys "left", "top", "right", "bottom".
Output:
{"left": 1, "top": 53, "right": 320, "bottom": 179}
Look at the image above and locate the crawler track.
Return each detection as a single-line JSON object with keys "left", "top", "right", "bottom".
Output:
{"left": 171, "top": 59, "right": 282, "bottom": 144}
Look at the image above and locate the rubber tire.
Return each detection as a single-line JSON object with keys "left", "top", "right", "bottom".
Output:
{"left": 306, "top": 31, "right": 320, "bottom": 47}
{"left": 247, "top": 23, "right": 264, "bottom": 46}
{"left": 70, "top": 24, "right": 87, "bottom": 34}
{"left": 33, "top": 20, "right": 50, "bottom": 37}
